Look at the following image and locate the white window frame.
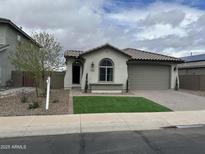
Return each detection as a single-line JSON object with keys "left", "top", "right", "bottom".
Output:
{"left": 99, "top": 58, "right": 114, "bottom": 82}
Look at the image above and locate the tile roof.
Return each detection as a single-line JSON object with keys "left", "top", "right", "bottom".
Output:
{"left": 64, "top": 43, "right": 131, "bottom": 58}
{"left": 80, "top": 43, "right": 131, "bottom": 57}
{"left": 64, "top": 44, "right": 183, "bottom": 62}
{"left": 181, "top": 54, "right": 205, "bottom": 62}
{"left": 122, "top": 48, "right": 182, "bottom": 62}
{"left": 64, "top": 50, "right": 83, "bottom": 58}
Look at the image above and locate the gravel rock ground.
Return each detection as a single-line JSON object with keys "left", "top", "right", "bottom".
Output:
{"left": 0, "top": 89, "right": 70, "bottom": 116}
{"left": 0, "top": 87, "right": 34, "bottom": 98}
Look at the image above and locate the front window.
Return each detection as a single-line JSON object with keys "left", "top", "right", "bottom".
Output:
{"left": 99, "top": 58, "right": 114, "bottom": 82}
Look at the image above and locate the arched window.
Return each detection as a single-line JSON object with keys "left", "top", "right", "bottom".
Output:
{"left": 99, "top": 58, "right": 114, "bottom": 82}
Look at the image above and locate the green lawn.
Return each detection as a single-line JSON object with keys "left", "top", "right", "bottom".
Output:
{"left": 73, "top": 96, "right": 171, "bottom": 114}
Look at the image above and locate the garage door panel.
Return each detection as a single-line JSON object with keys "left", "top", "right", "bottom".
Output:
{"left": 128, "top": 65, "right": 170, "bottom": 90}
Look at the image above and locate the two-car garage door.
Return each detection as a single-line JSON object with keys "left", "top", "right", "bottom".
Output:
{"left": 128, "top": 64, "right": 170, "bottom": 90}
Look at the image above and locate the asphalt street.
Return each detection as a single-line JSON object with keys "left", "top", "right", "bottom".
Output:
{"left": 0, "top": 127, "right": 205, "bottom": 154}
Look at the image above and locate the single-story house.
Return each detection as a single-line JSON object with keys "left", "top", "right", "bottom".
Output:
{"left": 64, "top": 43, "right": 183, "bottom": 93}
{"left": 179, "top": 54, "right": 205, "bottom": 90}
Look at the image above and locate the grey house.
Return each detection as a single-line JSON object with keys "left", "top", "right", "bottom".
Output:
{"left": 64, "top": 44, "right": 183, "bottom": 93}
{"left": 0, "top": 18, "right": 39, "bottom": 86}
{"left": 179, "top": 54, "right": 205, "bottom": 90}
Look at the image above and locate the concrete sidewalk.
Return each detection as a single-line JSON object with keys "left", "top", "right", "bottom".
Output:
{"left": 0, "top": 110, "right": 205, "bottom": 138}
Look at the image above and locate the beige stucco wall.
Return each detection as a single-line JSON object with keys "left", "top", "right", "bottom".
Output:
{"left": 81, "top": 48, "right": 129, "bottom": 91}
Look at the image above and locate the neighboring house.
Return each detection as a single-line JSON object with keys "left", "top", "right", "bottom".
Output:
{"left": 64, "top": 43, "right": 183, "bottom": 93}
{"left": 0, "top": 17, "right": 39, "bottom": 86}
{"left": 179, "top": 54, "right": 205, "bottom": 90}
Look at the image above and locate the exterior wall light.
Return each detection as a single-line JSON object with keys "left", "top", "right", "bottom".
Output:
{"left": 91, "top": 62, "right": 94, "bottom": 68}
{"left": 91, "top": 62, "right": 94, "bottom": 71}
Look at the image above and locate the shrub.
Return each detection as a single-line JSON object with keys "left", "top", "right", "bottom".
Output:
{"left": 175, "top": 77, "right": 179, "bottom": 91}
{"left": 39, "top": 90, "right": 46, "bottom": 97}
{"left": 20, "top": 90, "right": 28, "bottom": 103}
{"left": 52, "top": 99, "right": 59, "bottom": 103}
{"left": 21, "top": 95, "right": 28, "bottom": 103}
{"left": 28, "top": 101, "right": 39, "bottom": 109}
{"left": 126, "top": 79, "right": 129, "bottom": 93}
{"left": 85, "top": 73, "right": 88, "bottom": 93}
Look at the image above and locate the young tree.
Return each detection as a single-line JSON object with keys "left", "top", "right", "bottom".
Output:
{"left": 10, "top": 32, "right": 63, "bottom": 96}
{"left": 10, "top": 41, "right": 42, "bottom": 96}
{"left": 32, "top": 32, "right": 63, "bottom": 94}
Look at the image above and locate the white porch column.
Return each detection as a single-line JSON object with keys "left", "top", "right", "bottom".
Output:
{"left": 64, "top": 59, "right": 74, "bottom": 90}
{"left": 170, "top": 64, "right": 179, "bottom": 89}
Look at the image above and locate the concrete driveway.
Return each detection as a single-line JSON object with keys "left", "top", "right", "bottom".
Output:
{"left": 131, "top": 90, "right": 205, "bottom": 111}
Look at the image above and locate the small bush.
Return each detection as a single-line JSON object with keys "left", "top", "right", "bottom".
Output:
{"left": 126, "top": 79, "right": 129, "bottom": 93}
{"left": 52, "top": 99, "right": 59, "bottom": 103}
{"left": 28, "top": 104, "right": 33, "bottom": 110}
{"left": 39, "top": 90, "right": 46, "bottom": 97}
{"left": 175, "top": 77, "right": 179, "bottom": 91}
{"left": 20, "top": 90, "right": 28, "bottom": 103}
{"left": 28, "top": 101, "right": 39, "bottom": 109}
{"left": 85, "top": 73, "right": 88, "bottom": 93}
{"left": 21, "top": 95, "right": 28, "bottom": 103}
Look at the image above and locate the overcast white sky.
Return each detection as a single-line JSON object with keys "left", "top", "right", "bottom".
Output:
{"left": 1, "top": 0, "right": 205, "bottom": 57}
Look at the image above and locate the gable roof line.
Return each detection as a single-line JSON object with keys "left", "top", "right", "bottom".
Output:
{"left": 64, "top": 44, "right": 183, "bottom": 62}
{"left": 0, "top": 17, "right": 41, "bottom": 47}
{"left": 80, "top": 43, "right": 132, "bottom": 58}
{"left": 123, "top": 48, "right": 181, "bottom": 61}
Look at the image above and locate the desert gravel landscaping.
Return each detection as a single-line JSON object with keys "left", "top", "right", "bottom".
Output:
{"left": 0, "top": 89, "right": 70, "bottom": 116}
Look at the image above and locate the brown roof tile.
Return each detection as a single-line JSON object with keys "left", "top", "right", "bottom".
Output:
{"left": 122, "top": 48, "right": 183, "bottom": 62}
{"left": 64, "top": 44, "right": 183, "bottom": 62}
{"left": 80, "top": 43, "right": 131, "bottom": 57}
{"left": 64, "top": 50, "right": 83, "bottom": 57}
